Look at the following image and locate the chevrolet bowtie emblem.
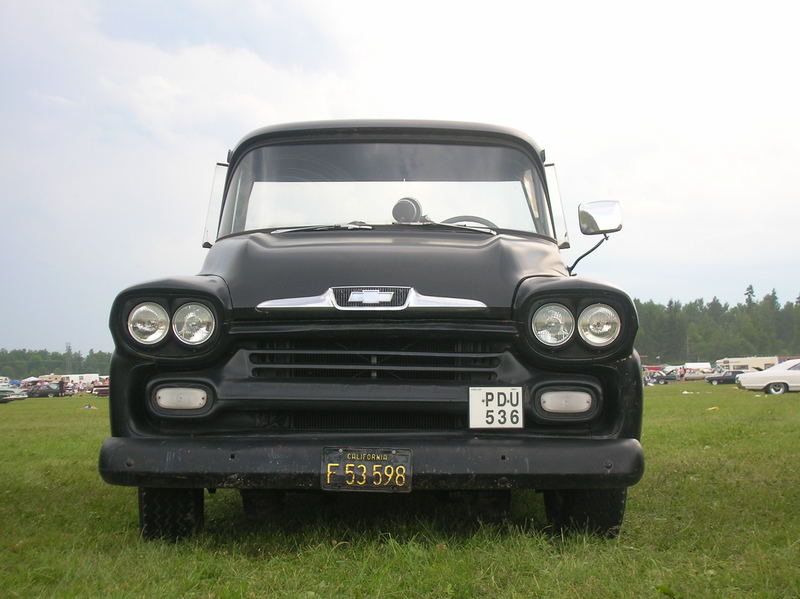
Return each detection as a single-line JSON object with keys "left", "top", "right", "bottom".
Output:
{"left": 348, "top": 289, "right": 395, "bottom": 304}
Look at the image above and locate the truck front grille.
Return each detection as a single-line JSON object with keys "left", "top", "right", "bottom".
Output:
{"left": 249, "top": 338, "right": 503, "bottom": 383}
{"left": 254, "top": 410, "right": 466, "bottom": 431}
{"left": 331, "top": 286, "right": 409, "bottom": 308}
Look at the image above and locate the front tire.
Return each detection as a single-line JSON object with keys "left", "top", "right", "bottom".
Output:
{"left": 711, "top": 380, "right": 718, "bottom": 386}
{"left": 767, "top": 383, "right": 788, "bottom": 395}
{"left": 543, "top": 488, "right": 627, "bottom": 537}
{"left": 138, "top": 488, "right": 204, "bottom": 540}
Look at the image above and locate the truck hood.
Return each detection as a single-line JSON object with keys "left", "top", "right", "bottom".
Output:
{"left": 200, "top": 230, "right": 568, "bottom": 311}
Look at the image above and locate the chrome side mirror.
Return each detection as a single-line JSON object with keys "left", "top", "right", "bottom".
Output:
{"left": 578, "top": 200, "right": 622, "bottom": 235}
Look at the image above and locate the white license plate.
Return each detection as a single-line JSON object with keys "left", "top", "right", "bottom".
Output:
{"left": 469, "top": 387, "right": 523, "bottom": 429}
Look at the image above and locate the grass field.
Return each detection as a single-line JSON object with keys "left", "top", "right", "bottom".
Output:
{"left": 1, "top": 383, "right": 798, "bottom": 598}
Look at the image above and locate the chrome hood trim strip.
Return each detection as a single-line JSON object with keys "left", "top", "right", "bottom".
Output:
{"left": 256, "top": 288, "right": 486, "bottom": 312}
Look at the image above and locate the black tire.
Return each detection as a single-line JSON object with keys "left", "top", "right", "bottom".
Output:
{"left": 657, "top": 379, "right": 667, "bottom": 385}
{"left": 240, "top": 489, "right": 284, "bottom": 522}
{"left": 711, "top": 380, "right": 718, "bottom": 386}
{"left": 138, "top": 487, "right": 204, "bottom": 540}
{"left": 543, "top": 488, "right": 627, "bottom": 538}
{"left": 766, "top": 382, "right": 787, "bottom": 395}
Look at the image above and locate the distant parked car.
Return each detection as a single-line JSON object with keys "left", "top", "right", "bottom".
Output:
{"left": 28, "top": 383, "right": 60, "bottom": 398}
{"left": 92, "top": 385, "right": 109, "bottom": 397}
{"left": 737, "top": 359, "right": 800, "bottom": 395}
{"left": 705, "top": 370, "right": 744, "bottom": 385}
{"left": 0, "top": 387, "right": 27, "bottom": 401}
{"left": 651, "top": 371, "right": 678, "bottom": 385}
{"left": 683, "top": 370, "right": 710, "bottom": 381}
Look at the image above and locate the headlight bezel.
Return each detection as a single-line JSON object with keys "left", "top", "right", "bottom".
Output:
{"left": 517, "top": 287, "right": 636, "bottom": 362}
{"left": 117, "top": 294, "right": 222, "bottom": 357}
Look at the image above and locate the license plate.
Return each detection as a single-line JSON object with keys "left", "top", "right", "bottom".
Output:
{"left": 469, "top": 387, "right": 524, "bottom": 429}
{"left": 321, "top": 447, "right": 412, "bottom": 492}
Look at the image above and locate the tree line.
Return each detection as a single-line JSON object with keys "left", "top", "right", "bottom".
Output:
{"left": 0, "top": 348, "right": 111, "bottom": 380}
{"left": 635, "top": 286, "right": 800, "bottom": 364}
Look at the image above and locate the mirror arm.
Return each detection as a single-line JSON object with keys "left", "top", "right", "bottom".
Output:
{"left": 567, "top": 234, "right": 608, "bottom": 275}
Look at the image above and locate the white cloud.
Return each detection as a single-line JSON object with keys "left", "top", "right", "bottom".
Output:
{"left": 0, "top": 0, "right": 798, "bottom": 352}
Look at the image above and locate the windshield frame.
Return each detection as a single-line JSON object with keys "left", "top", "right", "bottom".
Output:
{"left": 216, "top": 128, "right": 557, "bottom": 243}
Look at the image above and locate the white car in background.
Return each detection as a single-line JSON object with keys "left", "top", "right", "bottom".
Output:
{"left": 736, "top": 359, "right": 800, "bottom": 395}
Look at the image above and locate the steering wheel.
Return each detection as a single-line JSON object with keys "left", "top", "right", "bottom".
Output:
{"left": 441, "top": 215, "right": 498, "bottom": 228}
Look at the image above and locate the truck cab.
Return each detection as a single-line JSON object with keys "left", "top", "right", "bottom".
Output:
{"left": 100, "top": 120, "right": 644, "bottom": 539}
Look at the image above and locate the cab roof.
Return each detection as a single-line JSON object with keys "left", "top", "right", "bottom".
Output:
{"left": 230, "top": 120, "right": 545, "bottom": 164}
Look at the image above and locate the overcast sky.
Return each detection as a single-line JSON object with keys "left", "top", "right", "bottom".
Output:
{"left": 1, "top": 0, "right": 798, "bottom": 354}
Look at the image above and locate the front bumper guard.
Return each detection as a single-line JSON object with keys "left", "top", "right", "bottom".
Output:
{"left": 100, "top": 435, "right": 644, "bottom": 491}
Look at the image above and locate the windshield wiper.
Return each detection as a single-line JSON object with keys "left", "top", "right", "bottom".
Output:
{"left": 271, "top": 222, "right": 373, "bottom": 234}
{"left": 271, "top": 221, "right": 496, "bottom": 235}
{"left": 399, "top": 221, "right": 496, "bottom": 235}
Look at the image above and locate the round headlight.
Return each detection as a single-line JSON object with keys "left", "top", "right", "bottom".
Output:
{"left": 531, "top": 303, "right": 575, "bottom": 346}
{"left": 172, "top": 303, "right": 215, "bottom": 345}
{"left": 127, "top": 302, "right": 170, "bottom": 345}
{"left": 578, "top": 303, "right": 621, "bottom": 346}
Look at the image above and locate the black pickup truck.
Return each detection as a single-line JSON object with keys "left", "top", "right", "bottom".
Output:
{"left": 99, "top": 120, "right": 644, "bottom": 539}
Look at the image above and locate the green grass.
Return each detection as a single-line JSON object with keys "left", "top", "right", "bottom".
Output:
{"left": 1, "top": 384, "right": 798, "bottom": 598}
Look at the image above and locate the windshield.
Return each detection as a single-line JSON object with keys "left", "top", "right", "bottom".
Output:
{"left": 218, "top": 142, "right": 552, "bottom": 238}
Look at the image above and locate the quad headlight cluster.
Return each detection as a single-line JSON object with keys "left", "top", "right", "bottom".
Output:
{"left": 531, "top": 302, "right": 621, "bottom": 348}
{"left": 127, "top": 302, "right": 216, "bottom": 346}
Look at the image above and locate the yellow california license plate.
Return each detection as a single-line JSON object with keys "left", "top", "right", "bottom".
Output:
{"left": 321, "top": 447, "right": 412, "bottom": 492}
